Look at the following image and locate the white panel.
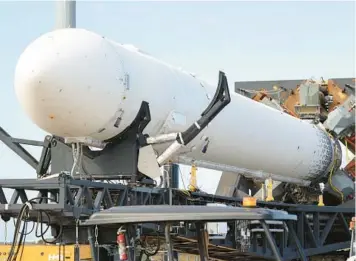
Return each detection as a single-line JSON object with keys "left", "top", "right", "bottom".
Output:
{"left": 161, "top": 110, "right": 187, "bottom": 133}
{"left": 138, "top": 145, "right": 161, "bottom": 179}
{"left": 14, "top": 28, "right": 336, "bottom": 184}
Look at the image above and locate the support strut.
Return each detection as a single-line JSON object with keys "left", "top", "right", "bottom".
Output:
{"left": 261, "top": 220, "right": 283, "bottom": 261}
{"left": 165, "top": 223, "right": 174, "bottom": 261}
{"left": 196, "top": 222, "right": 209, "bottom": 261}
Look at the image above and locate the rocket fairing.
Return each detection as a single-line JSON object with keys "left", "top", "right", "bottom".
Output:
{"left": 14, "top": 28, "right": 340, "bottom": 185}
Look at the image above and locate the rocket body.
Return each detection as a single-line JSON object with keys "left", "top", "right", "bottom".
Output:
{"left": 14, "top": 28, "right": 337, "bottom": 184}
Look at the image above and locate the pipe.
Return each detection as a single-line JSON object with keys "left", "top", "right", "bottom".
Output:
{"left": 55, "top": 0, "right": 76, "bottom": 29}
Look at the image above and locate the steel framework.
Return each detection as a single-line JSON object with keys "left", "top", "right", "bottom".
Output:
{"left": 0, "top": 175, "right": 353, "bottom": 260}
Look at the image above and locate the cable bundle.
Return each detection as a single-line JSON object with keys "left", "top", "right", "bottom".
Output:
{"left": 7, "top": 197, "right": 64, "bottom": 261}
{"left": 7, "top": 202, "right": 31, "bottom": 261}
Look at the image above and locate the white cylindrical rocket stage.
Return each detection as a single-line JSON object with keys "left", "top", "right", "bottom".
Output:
{"left": 14, "top": 28, "right": 340, "bottom": 186}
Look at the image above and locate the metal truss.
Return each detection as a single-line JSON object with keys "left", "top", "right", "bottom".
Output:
{"left": 0, "top": 175, "right": 169, "bottom": 224}
{"left": 0, "top": 126, "right": 45, "bottom": 173}
{"left": 174, "top": 192, "right": 354, "bottom": 261}
{"left": 0, "top": 178, "right": 353, "bottom": 260}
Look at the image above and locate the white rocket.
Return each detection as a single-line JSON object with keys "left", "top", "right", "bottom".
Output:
{"left": 14, "top": 28, "right": 347, "bottom": 190}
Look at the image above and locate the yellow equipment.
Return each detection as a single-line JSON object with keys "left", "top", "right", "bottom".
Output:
{"left": 0, "top": 244, "right": 92, "bottom": 261}
{"left": 265, "top": 177, "right": 274, "bottom": 202}
{"left": 188, "top": 164, "right": 197, "bottom": 192}
{"left": 242, "top": 196, "right": 257, "bottom": 207}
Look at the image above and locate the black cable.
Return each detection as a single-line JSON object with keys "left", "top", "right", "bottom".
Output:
{"left": 12, "top": 218, "right": 35, "bottom": 236}
{"left": 35, "top": 211, "right": 51, "bottom": 238}
{"left": 18, "top": 221, "right": 27, "bottom": 261}
{"left": 15, "top": 208, "right": 31, "bottom": 260}
{"left": 58, "top": 232, "right": 63, "bottom": 261}
{"left": 13, "top": 205, "right": 29, "bottom": 260}
{"left": 11, "top": 224, "right": 25, "bottom": 261}
{"left": 7, "top": 196, "right": 65, "bottom": 261}
{"left": 26, "top": 197, "right": 64, "bottom": 244}
{"left": 23, "top": 221, "right": 35, "bottom": 235}
{"left": 37, "top": 209, "right": 63, "bottom": 244}
{"left": 7, "top": 203, "right": 30, "bottom": 261}
{"left": 28, "top": 197, "right": 63, "bottom": 243}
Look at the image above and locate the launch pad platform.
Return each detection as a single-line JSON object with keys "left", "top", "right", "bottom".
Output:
{"left": 0, "top": 172, "right": 353, "bottom": 261}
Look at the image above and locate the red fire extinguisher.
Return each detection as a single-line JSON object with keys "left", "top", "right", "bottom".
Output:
{"left": 117, "top": 228, "right": 128, "bottom": 260}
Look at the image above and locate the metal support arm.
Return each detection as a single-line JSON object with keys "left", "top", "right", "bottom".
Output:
{"left": 179, "top": 70, "right": 231, "bottom": 145}
{"left": 156, "top": 71, "right": 231, "bottom": 165}
{"left": 0, "top": 126, "right": 40, "bottom": 169}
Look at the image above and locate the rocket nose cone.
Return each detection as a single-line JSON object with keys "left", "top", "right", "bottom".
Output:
{"left": 14, "top": 28, "right": 126, "bottom": 139}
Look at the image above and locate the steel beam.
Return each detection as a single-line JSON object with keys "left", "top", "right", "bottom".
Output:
{"left": 0, "top": 126, "right": 39, "bottom": 169}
